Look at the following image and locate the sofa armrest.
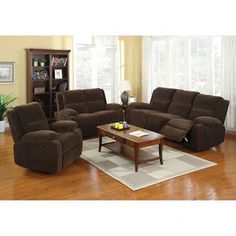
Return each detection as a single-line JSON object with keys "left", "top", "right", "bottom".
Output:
{"left": 129, "top": 102, "right": 151, "bottom": 109}
{"left": 49, "top": 120, "right": 78, "bottom": 133}
{"left": 105, "top": 103, "right": 123, "bottom": 111}
{"left": 21, "top": 130, "right": 57, "bottom": 143}
{"left": 193, "top": 116, "right": 222, "bottom": 127}
{"left": 56, "top": 108, "right": 78, "bottom": 120}
{"left": 123, "top": 102, "right": 150, "bottom": 123}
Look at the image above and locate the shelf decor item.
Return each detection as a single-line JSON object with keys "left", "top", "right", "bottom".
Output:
{"left": 34, "top": 87, "right": 45, "bottom": 94}
{"left": 38, "top": 57, "right": 46, "bottom": 67}
{"left": 60, "top": 57, "right": 68, "bottom": 66}
{"left": 33, "top": 60, "right": 38, "bottom": 67}
{"left": 120, "top": 80, "right": 131, "bottom": 105}
{"left": 54, "top": 69, "right": 63, "bottom": 79}
{"left": 111, "top": 121, "right": 130, "bottom": 130}
{"left": 58, "top": 82, "right": 68, "bottom": 91}
{"left": 32, "top": 56, "right": 39, "bottom": 67}
{"left": 51, "top": 57, "right": 61, "bottom": 66}
{"left": 0, "top": 62, "right": 16, "bottom": 84}
{"left": 0, "top": 94, "right": 16, "bottom": 132}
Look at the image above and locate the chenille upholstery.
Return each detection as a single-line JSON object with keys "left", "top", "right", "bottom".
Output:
{"left": 7, "top": 102, "right": 83, "bottom": 174}
{"left": 127, "top": 87, "right": 229, "bottom": 151}
{"left": 56, "top": 88, "right": 124, "bottom": 137}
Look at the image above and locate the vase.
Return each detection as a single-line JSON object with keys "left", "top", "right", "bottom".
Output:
{"left": 121, "top": 91, "right": 129, "bottom": 105}
{"left": 33, "top": 61, "right": 38, "bottom": 67}
{"left": 0, "top": 120, "right": 6, "bottom": 133}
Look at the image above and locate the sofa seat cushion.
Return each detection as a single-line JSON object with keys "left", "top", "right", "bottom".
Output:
{"left": 96, "top": 110, "right": 123, "bottom": 125}
{"left": 50, "top": 120, "right": 78, "bottom": 132}
{"left": 130, "top": 109, "right": 156, "bottom": 128}
{"left": 147, "top": 112, "right": 181, "bottom": 132}
{"left": 75, "top": 113, "right": 99, "bottom": 128}
{"left": 194, "top": 116, "right": 222, "bottom": 127}
{"left": 21, "top": 130, "right": 57, "bottom": 142}
{"left": 160, "top": 118, "right": 193, "bottom": 142}
{"left": 56, "top": 131, "right": 81, "bottom": 153}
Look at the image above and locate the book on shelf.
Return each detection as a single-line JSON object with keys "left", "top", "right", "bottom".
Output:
{"left": 129, "top": 130, "right": 149, "bottom": 137}
{"left": 34, "top": 87, "right": 45, "bottom": 94}
{"left": 54, "top": 69, "right": 63, "bottom": 79}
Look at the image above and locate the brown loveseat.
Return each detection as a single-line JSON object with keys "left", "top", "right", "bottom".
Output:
{"left": 7, "top": 102, "right": 83, "bottom": 174}
{"left": 56, "top": 88, "right": 124, "bottom": 137}
{"left": 126, "top": 87, "right": 229, "bottom": 151}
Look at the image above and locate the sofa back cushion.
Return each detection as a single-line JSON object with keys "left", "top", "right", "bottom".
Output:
{"left": 168, "top": 90, "right": 199, "bottom": 118}
{"left": 216, "top": 99, "right": 230, "bottom": 123}
{"left": 62, "top": 90, "right": 88, "bottom": 113}
{"left": 7, "top": 108, "right": 25, "bottom": 142}
{"left": 150, "top": 87, "right": 176, "bottom": 112}
{"left": 83, "top": 88, "right": 106, "bottom": 112}
{"left": 188, "top": 94, "right": 224, "bottom": 120}
{"left": 14, "top": 102, "right": 49, "bottom": 133}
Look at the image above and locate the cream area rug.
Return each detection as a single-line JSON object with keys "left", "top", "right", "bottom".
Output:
{"left": 81, "top": 138, "right": 217, "bottom": 191}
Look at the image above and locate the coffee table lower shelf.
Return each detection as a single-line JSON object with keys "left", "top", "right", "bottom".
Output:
{"left": 100, "top": 141, "right": 163, "bottom": 171}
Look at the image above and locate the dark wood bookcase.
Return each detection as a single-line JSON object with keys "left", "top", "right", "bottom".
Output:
{"left": 26, "top": 49, "right": 70, "bottom": 121}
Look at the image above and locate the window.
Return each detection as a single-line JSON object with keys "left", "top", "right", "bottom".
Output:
{"left": 150, "top": 36, "right": 222, "bottom": 99}
{"left": 74, "top": 36, "right": 119, "bottom": 102}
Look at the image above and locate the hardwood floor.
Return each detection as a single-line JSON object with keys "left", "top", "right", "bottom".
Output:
{"left": 0, "top": 129, "right": 236, "bottom": 200}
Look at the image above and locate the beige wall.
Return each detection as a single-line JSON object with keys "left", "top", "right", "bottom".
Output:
{"left": 0, "top": 35, "right": 142, "bottom": 106}
{"left": 0, "top": 36, "right": 73, "bottom": 106}
{"left": 119, "top": 36, "right": 142, "bottom": 101}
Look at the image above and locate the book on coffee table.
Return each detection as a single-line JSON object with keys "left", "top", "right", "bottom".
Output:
{"left": 129, "top": 130, "right": 149, "bottom": 137}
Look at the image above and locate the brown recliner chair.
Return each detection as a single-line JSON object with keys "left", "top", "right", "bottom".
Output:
{"left": 7, "top": 102, "right": 83, "bottom": 174}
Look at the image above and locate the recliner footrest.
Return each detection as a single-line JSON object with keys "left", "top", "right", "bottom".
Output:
{"left": 160, "top": 118, "right": 193, "bottom": 142}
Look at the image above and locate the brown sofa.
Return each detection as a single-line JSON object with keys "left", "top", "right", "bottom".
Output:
{"left": 56, "top": 88, "right": 124, "bottom": 137}
{"left": 7, "top": 102, "right": 83, "bottom": 174}
{"left": 126, "top": 87, "right": 229, "bottom": 151}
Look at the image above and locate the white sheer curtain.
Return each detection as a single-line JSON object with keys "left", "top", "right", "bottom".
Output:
{"left": 142, "top": 36, "right": 153, "bottom": 102}
{"left": 222, "top": 36, "right": 236, "bottom": 129}
{"left": 73, "top": 36, "right": 119, "bottom": 103}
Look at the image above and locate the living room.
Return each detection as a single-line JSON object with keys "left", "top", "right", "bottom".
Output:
{"left": 1, "top": 1, "right": 235, "bottom": 236}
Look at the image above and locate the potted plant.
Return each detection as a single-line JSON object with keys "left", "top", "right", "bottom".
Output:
{"left": 33, "top": 57, "right": 38, "bottom": 67}
{"left": 38, "top": 57, "right": 46, "bottom": 67}
{"left": 0, "top": 95, "right": 16, "bottom": 133}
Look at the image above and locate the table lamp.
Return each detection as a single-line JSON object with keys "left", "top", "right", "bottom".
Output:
{"left": 120, "top": 80, "right": 131, "bottom": 105}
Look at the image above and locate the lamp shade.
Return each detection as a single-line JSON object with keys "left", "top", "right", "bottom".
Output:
{"left": 120, "top": 80, "right": 131, "bottom": 92}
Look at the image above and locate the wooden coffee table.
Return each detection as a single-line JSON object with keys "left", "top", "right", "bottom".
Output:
{"left": 97, "top": 123, "right": 165, "bottom": 172}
